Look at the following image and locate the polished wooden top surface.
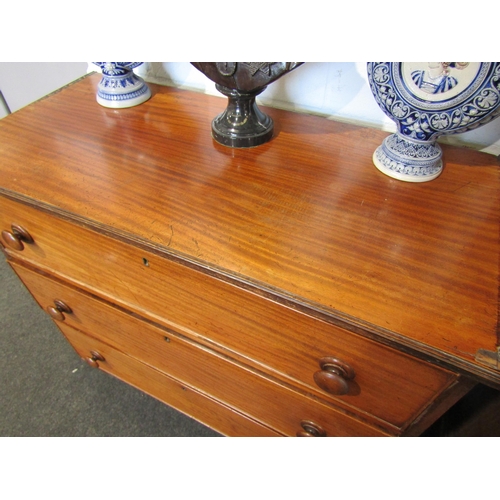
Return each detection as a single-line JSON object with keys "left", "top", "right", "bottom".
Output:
{"left": 0, "top": 73, "right": 498, "bottom": 384}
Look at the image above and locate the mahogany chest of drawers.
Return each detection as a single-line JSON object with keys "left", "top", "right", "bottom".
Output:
{"left": 1, "top": 73, "right": 499, "bottom": 436}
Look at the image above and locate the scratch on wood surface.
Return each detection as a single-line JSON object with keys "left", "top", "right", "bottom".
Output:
{"left": 108, "top": 268, "right": 143, "bottom": 307}
{"left": 167, "top": 224, "right": 174, "bottom": 247}
{"left": 193, "top": 238, "right": 201, "bottom": 255}
{"left": 451, "top": 181, "right": 472, "bottom": 193}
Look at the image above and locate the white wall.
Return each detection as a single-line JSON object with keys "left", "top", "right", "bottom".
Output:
{"left": 0, "top": 62, "right": 89, "bottom": 118}
{"left": 134, "top": 62, "right": 500, "bottom": 156}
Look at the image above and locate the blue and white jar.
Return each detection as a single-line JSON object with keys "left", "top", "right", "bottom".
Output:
{"left": 93, "top": 62, "right": 151, "bottom": 108}
{"left": 367, "top": 62, "right": 500, "bottom": 182}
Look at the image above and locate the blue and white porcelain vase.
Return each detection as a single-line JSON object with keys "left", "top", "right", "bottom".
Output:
{"left": 367, "top": 62, "right": 500, "bottom": 182}
{"left": 93, "top": 62, "right": 151, "bottom": 108}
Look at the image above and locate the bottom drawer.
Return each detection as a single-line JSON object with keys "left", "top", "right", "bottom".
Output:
{"left": 58, "top": 323, "right": 279, "bottom": 437}
{"left": 58, "top": 322, "right": 388, "bottom": 437}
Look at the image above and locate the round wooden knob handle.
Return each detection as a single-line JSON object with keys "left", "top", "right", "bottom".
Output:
{"left": 313, "top": 356, "right": 355, "bottom": 396}
{"left": 85, "top": 350, "right": 105, "bottom": 368}
{"left": 296, "top": 420, "right": 326, "bottom": 437}
{"left": 1, "top": 224, "right": 33, "bottom": 251}
{"left": 45, "top": 299, "right": 72, "bottom": 321}
{"left": 1, "top": 230, "right": 24, "bottom": 250}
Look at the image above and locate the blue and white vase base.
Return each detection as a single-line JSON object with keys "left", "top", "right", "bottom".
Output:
{"left": 96, "top": 67, "right": 151, "bottom": 109}
{"left": 372, "top": 134, "right": 443, "bottom": 183}
{"left": 96, "top": 83, "right": 151, "bottom": 109}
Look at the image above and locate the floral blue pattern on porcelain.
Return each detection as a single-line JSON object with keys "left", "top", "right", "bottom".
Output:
{"left": 93, "top": 62, "right": 151, "bottom": 108}
{"left": 367, "top": 62, "right": 500, "bottom": 182}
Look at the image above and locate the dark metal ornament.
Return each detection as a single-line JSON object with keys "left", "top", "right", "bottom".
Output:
{"left": 191, "top": 62, "right": 303, "bottom": 148}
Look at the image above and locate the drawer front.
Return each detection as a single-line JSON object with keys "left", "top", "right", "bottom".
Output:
{"left": 1, "top": 196, "right": 457, "bottom": 427}
{"left": 58, "top": 325, "right": 388, "bottom": 438}
{"left": 59, "top": 323, "right": 280, "bottom": 437}
{"left": 12, "top": 263, "right": 389, "bottom": 437}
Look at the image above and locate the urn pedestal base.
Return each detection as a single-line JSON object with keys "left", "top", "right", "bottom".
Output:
{"left": 212, "top": 85, "right": 274, "bottom": 148}
{"left": 372, "top": 133, "right": 443, "bottom": 183}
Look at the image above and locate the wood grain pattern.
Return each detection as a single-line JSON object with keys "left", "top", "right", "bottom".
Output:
{"left": 0, "top": 73, "right": 498, "bottom": 436}
{"left": 12, "top": 261, "right": 461, "bottom": 433}
{"left": 0, "top": 74, "right": 497, "bottom": 387}
{"left": 6, "top": 211, "right": 460, "bottom": 429}
{"left": 57, "top": 321, "right": 388, "bottom": 437}
{"left": 57, "top": 322, "right": 281, "bottom": 437}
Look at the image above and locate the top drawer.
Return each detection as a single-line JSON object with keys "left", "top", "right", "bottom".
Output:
{"left": 0, "top": 195, "right": 458, "bottom": 427}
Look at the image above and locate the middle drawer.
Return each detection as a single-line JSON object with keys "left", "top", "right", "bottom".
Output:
{"left": 12, "top": 262, "right": 388, "bottom": 437}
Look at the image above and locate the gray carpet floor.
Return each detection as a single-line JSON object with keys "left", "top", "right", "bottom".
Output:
{"left": 0, "top": 254, "right": 220, "bottom": 437}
